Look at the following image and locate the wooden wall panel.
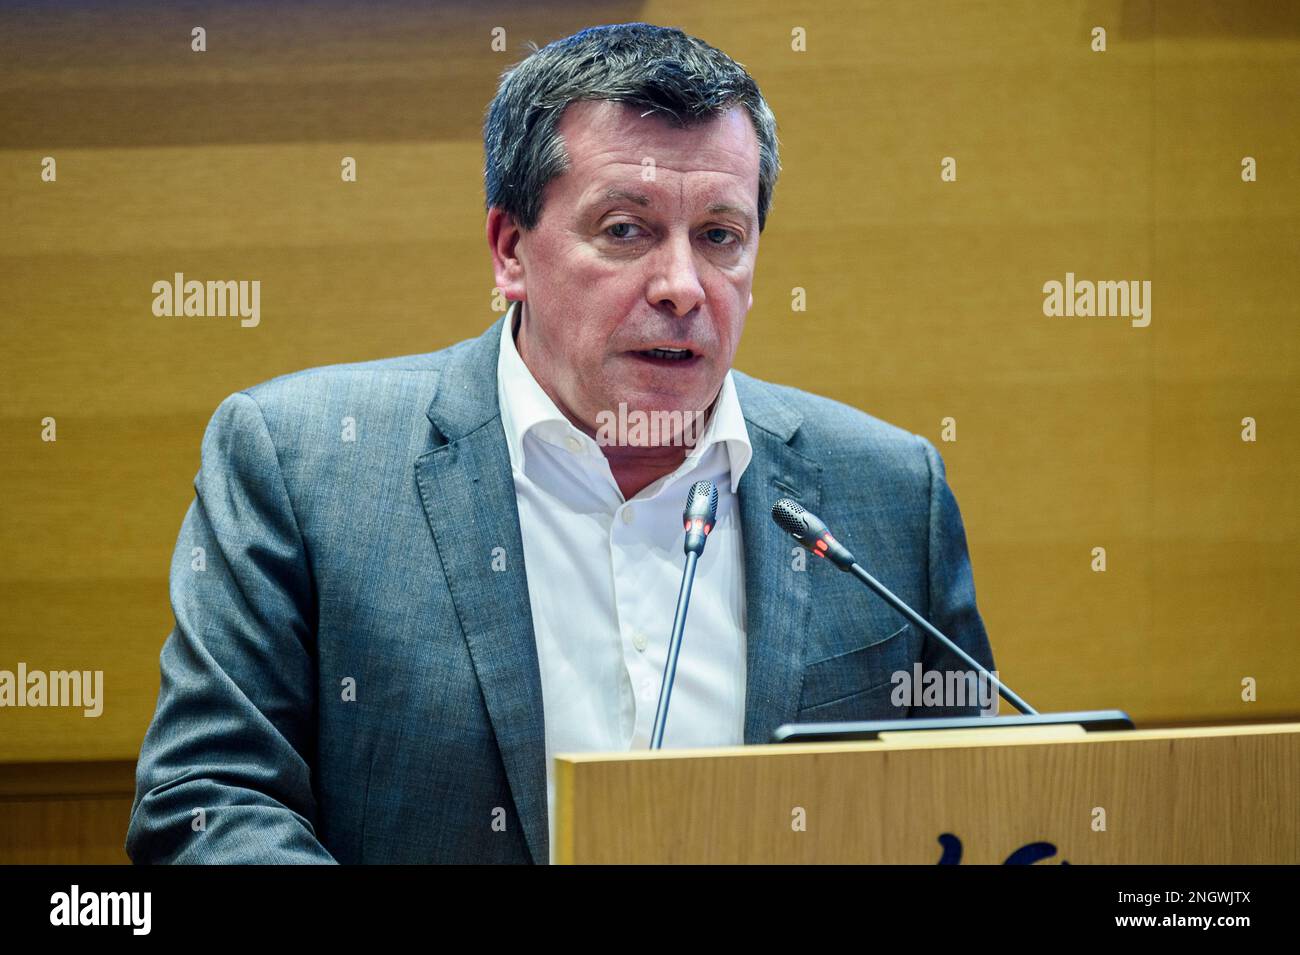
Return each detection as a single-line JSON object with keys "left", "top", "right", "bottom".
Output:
{"left": 1, "top": 1, "right": 1296, "bottom": 785}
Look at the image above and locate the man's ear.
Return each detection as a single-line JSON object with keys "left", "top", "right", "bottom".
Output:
{"left": 748, "top": 290, "right": 754, "bottom": 310}
{"left": 487, "top": 207, "right": 527, "bottom": 301}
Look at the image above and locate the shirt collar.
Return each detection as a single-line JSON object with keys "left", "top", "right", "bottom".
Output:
{"left": 495, "top": 300, "right": 753, "bottom": 493}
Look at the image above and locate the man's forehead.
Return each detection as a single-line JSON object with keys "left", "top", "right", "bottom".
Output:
{"left": 558, "top": 101, "right": 760, "bottom": 218}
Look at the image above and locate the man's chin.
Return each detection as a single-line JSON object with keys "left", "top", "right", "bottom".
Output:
{"left": 591, "top": 397, "right": 713, "bottom": 451}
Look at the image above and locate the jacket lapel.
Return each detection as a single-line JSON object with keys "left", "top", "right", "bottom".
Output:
{"left": 732, "top": 372, "right": 822, "bottom": 744}
{"left": 413, "top": 314, "right": 550, "bottom": 864}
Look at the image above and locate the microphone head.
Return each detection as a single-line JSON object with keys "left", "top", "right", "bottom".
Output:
{"left": 684, "top": 480, "right": 719, "bottom": 522}
{"left": 771, "top": 497, "right": 855, "bottom": 568}
{"left": 771, "top": 497, "right": 812, "bottom": 538}
{"left": 682, "top": 480, "right": 719, "bottom": 555}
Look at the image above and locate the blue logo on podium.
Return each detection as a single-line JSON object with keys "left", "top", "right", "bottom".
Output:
{"left": 936, "top": 833, "right": 1069, "bottom": 865}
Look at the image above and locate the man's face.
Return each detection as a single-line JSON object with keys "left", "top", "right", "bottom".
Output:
{"left": 489, "top": 99, "right": 761, "bottom": 442}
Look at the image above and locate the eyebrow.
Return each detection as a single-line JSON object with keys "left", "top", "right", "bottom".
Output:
{"left": 601, "top": 187, "right": 650, "bottom": 206}
{"left": 705, "top": 201, "right": 754, "bottom": 226}
{"left": 592, "top": 187, "right": 755, "bottom": 229}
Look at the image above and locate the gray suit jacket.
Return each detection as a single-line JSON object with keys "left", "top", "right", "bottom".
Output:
{"left": 126, "top": 313, "right": 994, "bottom": 864}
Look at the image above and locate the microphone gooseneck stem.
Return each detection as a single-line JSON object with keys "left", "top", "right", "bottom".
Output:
{"left": 651, "top": 550, "right": 700, "bottom": 749}
{"left": 846, "top": 561, "right": 1038, "bottom": 716}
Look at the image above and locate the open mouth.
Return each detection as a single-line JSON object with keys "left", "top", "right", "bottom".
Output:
{"left": 633, "top": 347, "right": 696, "bottom": 362}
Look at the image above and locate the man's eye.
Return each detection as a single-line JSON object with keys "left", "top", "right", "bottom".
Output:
{"left": 704, "top": 228, "right": 738, "bottom": 246}
{"left": 605, "top": 222, "right": 644, "bottom": 240}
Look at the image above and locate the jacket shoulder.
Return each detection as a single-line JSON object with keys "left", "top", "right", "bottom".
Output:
{"left": 230, "top": 330, "right": 486, "bottom": 424}
{"left": 733, "top": 369, "right": 931, "bottom": 473}
{"left": 241, "top": 335, "right": 476, "bottom": 404}
{"left": 205, "top": 332, "right": 485, "bottom": 462}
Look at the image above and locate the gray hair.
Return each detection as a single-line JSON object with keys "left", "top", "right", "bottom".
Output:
{"left": 483, "top": 22, "right": 780, "bottom": 233}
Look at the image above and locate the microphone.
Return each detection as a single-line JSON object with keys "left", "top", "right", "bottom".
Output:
{"left": 651, "top": 480, "right": 719, "bottom": 749}
{"left": 770, "top": 498, "right": 855, "bottom": 568}
{"left": 683, "top": 480, "right": 718, "bottom": 555}
{"left": 770, "top": 498, "right": 1037, "bottom": 716}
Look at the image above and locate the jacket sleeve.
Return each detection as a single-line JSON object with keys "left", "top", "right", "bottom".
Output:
{"left": 914, "top": 434, "right": 999, "bottom": 718}
{"left": 126, "top": 391, "right": 338, "bottom": 863}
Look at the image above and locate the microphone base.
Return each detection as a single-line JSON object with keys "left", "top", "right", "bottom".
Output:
{"left": 770, "top": 709, "right": 1135, "bottom": 744}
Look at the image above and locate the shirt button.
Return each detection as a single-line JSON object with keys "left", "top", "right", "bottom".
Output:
{"left": 565, "top": 436, "right": 582, "bottom": 454}
{"left": 632, "top": 631, "right": 648, "bottom": 652}
{"left": 622, "top": 506, "right": 635, "bottom": 525}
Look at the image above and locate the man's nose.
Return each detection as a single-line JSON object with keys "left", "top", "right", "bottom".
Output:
{"left": 646, "top": 232, "right": 705, "bottom": 318}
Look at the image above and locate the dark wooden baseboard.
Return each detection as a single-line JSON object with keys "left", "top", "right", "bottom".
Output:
{"left": 0, "top": 760, "right": 135, "bottom": 864}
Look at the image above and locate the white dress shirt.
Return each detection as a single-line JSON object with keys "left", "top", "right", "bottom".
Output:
{"left": 494, "top": 300, "right": 752, "bottom": 860}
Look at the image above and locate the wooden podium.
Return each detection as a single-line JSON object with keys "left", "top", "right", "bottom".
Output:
{"left": 554, "top": 722, "right": 1300, "bottom": 864}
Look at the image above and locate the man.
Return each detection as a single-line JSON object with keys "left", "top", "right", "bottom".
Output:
{"left": 127, "top": 22, "right": 994, "bottom": 865}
